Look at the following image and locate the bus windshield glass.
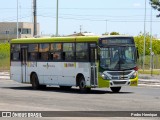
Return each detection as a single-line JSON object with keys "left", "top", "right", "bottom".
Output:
{"left": 100, "top": 46, "right": 136, "bottom": 71}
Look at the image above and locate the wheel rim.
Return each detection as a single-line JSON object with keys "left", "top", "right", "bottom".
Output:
{"left": 80, "top": 79, "right": 85, "bottom": 89}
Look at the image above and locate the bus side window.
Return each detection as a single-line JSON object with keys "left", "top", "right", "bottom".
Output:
{"left": 12, "top": 52, "right": 20, "bottom": 61}
{"left": 39, "top": 43, "right": 49, "bottom": 61}
{"left": 53, "top": 52, "right": 62, "bottom": 60}
{"left": 50, "top": 43, "right": 62, "bottom": 61}
{"left": 28, "top": 44, "right": 38, "bottom": 61}
{"left": 76, "top": 43, "right": 89, "bottom": 61}
{"left": 40, "top": 53, "right": 49, "bottom": 60}
{"left": 28, "top": 52, "right": 38, "bottom": 61}
{"left": 11, "top": 44, "right": 21, "bottom": 61}
{"left": 63, "top": 43, "right": 75, "bottom": 61}
{"left": 89, "top": 43, "right": 97, "bottom": 62}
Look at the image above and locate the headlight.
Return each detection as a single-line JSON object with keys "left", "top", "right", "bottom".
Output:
{"left": 100, "top": 72, "right": 111, "bottom": 80}
{"left": 130, "top": 72, "right": 137, "bottom": 79}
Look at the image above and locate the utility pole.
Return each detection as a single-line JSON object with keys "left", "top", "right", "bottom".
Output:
{"left": 143, "top": 0, "right": 147, "bottom": 71}
{"left": 56, "top": 0, "right": 59, "bottom": 37}
{"left": 33, "top": 0, "right": 37, "bottom": 37}
{"left": 80, "top": 25, "right": 82, "bottom": 33}
{"left": 106, "top": 20, "right": 108, "bottom": 34}
{"left": 17, "top": 0, "right": 19, "bottom": 39}
{"left": 150, "top": 6, "right": 153, "bottom": 76}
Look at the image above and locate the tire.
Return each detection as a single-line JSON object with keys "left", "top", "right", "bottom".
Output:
{"left": 60, "top": 86, "right": 72, "bottom": 90}
{"left": 79, "top": 77, "right": 90, "bottom": 93}
{"left": 110, "top": 87, "right": 121, "bottom": 93}
{"left": 31, "top": 73, "right": 40, "bottom": 90}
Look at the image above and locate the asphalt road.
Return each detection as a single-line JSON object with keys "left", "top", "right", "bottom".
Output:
{"left": 0, "top": 78, "right": 160, "bottom": 120}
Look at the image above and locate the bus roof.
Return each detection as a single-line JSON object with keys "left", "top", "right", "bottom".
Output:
{"left": 11, "top": 36, "right": 99, "bottom": 44}
{"left": 100, "top": 35, "right": 133, "bottom": 38}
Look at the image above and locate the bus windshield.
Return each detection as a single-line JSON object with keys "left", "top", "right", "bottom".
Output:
{"left": 100, "top": 46, "right": 136, "bottom": 71}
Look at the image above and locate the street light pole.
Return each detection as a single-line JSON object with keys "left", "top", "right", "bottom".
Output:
{"left": 17, "top": 0, "right": 19, "bottom": 39}
{"left": 150, "top": 6, "right": 153, "bottom": 76}
{"left": 56, "top": 0, "right": 59, "bottom": 37}
{"left": 33, "top": 0, "right": 37, "bottom": 37}
{"left": 142, "top": 0, "right": 147, "bottom": 71}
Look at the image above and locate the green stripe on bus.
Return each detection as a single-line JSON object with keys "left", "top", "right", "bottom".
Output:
{"left": 11, "top": 36, "right": 99, "bottom": 44}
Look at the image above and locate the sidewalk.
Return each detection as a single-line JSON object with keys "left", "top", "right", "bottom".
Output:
{"left": 137, "top": 74, "right": 160, "bottom": 87}
{"left": 138, "top": 79, "right": 160, "bottom": 87}
{"left": 0, "top": 72, "right": 10, "bottom": 80}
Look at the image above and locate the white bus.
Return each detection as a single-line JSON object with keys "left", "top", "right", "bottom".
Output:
{"left": 10, "top": 36, "right": 138, "bottom": 92}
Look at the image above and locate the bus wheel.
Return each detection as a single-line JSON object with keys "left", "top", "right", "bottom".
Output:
{"left": 79, "top": 77, "right": 90, "bottom": 93}
{"left": 31, "top": 73, "right": 40, "bottom": 90}
{"left": 110, "top": 87, "right": 121, "bottom": 93}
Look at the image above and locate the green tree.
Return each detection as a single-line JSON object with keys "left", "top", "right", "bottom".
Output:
{"left": 134, "top": 33, "right": 160, "bottom": 55}
{"left": 102, "top": 32, "right": 109, "bottom": 35}
{"left": 110, "top": 32, "right": 120, "bottom": 35}
{"left": 150, "top": 0, "right": 160, "bottom": 17}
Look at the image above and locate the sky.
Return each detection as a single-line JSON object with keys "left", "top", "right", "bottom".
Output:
{"left": 0, "top": 0, "right": 160, "bottom": 37}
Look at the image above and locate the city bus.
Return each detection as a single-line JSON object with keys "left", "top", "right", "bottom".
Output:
{"left": 10, "top": 35, "right": 138, "bottom": 93}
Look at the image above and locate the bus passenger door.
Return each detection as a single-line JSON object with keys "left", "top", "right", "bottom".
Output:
{"left": 89, "top": 43, "right": 98, "bottom": 87}
{"left": 21, "top": 48, "right": 28, "bottom": 83}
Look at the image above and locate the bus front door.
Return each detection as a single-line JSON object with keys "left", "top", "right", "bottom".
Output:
{"left": 90, "top": 43, "right": 98, "bottom": 87}
{"left": 21, "top": 48, "right": 28, "bottom": 83}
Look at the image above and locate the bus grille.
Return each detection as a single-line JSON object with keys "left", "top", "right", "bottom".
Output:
{"left": 113, "top": 81, "right": 127, "bottom": 85}
{"left": 108, "top": 71, "right": 132, "bottom": 76}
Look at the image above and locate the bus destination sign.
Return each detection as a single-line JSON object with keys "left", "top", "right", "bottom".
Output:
{"left": 100, "top": 37, "right": 134, "bottom": 45}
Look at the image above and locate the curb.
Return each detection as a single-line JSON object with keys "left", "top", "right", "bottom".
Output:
{"left": 138, "top": 84, "right": 160, "bottom": 87}
{"left": 138, "top": 79, "right": 160, "bottom": 87}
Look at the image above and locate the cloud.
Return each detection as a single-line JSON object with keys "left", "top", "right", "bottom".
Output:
{"left": 133, "top": 3, "right": 141, "bottom": 7}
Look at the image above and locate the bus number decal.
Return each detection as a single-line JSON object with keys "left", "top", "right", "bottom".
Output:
{"left": 64, "top": 63, "right": 76, "bottom": 68}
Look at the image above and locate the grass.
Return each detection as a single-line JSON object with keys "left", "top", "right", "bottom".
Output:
{"left": 0, "top": 58, "right": 10, "bottom": 71}
{"left": 138, "top": 69, "right": 160, "bottom": 75}
{"left": 0, "top": 43, "right": 10, "bottom": 71}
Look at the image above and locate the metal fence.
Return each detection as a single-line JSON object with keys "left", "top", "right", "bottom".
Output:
{"left": 138, "top": 54, "right": 160, "bottom": 69}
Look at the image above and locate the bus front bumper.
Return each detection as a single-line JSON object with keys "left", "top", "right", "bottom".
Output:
{"left": 109, "top": 79, "right": 138, "bottom": 87}
{"left": 98, "top": 77, "right": 138, "bottom": 88}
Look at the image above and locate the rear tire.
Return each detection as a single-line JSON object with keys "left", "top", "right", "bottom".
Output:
{"left": 31, "top": 73, "right": 40, "bottom": 90}
{"left": 110, "top": 87, "right": 121, "bottom": 93}
{"left": 79, "top": 77, "right": 90, "bottom": 93}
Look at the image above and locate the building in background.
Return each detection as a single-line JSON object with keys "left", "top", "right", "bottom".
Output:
{"left": 0, "top": 22, "right": 40, "bottom": 42}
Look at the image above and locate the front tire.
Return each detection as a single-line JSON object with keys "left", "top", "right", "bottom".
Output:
{"left": 110, "top": 87, "right": 121, "bottom": 93}
{"left": 79, "top": 77, "right": 90, "bottom": 93}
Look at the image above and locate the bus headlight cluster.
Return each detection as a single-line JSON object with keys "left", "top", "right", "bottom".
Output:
{"left": 100, "top": 72, "right": 111, "bottom": 80}
{"left": 130, "top": 72, "right": 137, "bottom": 79}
